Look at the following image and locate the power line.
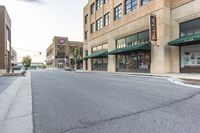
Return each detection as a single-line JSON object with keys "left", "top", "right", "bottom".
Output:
{"left": 13, "top": 47, "right": 45, "bottom": 55}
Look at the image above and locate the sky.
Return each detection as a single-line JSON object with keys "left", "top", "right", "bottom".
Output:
{"left": 1, "top": 0, "right": 88, "bottom": 62}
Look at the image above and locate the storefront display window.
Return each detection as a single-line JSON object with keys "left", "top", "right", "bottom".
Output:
{"left": 181, "top": 44, "right": 200, "bottom": 68}
{"left": 179, "top": 18, "right": 200, "bottom": 73}
{"left": 117, "top": 51, "right": 150, "bottom": 72}
{"left": 91, "top": 44, "right": 108, "bottom": 71}
{"left": 92, "top": 58, "right": 108, "bottom": 71}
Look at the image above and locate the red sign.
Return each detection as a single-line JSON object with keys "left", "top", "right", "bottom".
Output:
{"left": 150, "top": 15, "right": 157, "bottom": 42}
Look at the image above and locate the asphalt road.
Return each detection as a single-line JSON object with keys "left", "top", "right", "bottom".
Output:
{"left": 31, "top": 70, "right": 200, "bottom": 133}
{"left": 0, "top": 77, "right": 17, "bottom": 94}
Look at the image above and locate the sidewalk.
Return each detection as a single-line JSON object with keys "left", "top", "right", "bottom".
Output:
{"left": 75, "top": 70, "right": 200, "bottom": 86}
{"left": 0, "top": 72, "right": 33, "bottom": 133}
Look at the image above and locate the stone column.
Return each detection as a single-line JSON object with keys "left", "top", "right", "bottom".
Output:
{"left": 88, "top": 46, "right": 92, "bottom": 71}
{"left": 150, "top": 7, "right": 171, "bottom": 74}
{"left": 108, "top": 38, "right": 116, "bottom": 72}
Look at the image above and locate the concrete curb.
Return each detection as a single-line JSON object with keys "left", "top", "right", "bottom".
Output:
{"left": 0, "top": 72, "right": 33, "bottom": 133}
{"left": 75, "top": 70, "right": 200, "bottom": 88}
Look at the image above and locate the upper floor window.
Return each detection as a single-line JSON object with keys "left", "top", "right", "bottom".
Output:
{"left": 104, "top": 12, "right": 110, "bottom": 26}
{"left": 141, "top": 0, "right": 151, "bottom": 6}
{"left": 180, "top": 18, "right": 200, "bottom": 37}
{"left": 85, "top": 14, "right": 88, "bottom": 24}
{"left": 96, "top": 0, "right": 103, "bottom": 10}
{"left": 125, "top": 0, "right": 137, "bottom": 14}
{"left": 85, "top": 31, "right": 88, "bottom": 40}
{"left": 91, "top": 3, "right": 95, "bottom": 15}
{"left": 103, "top": 0, "right": 109, "bottom": 4}
{"left": 91, "top": 22, "right": 96, "bottom": 33}
{"left": 96, "top": 17, "right": 103, "bottom": 31}
{"left": 114, "top": 4, "right": 123, "bottom": 20}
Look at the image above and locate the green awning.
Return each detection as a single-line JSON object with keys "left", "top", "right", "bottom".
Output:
{"left": 168, "top": 33, "right": 200, "bottom": 46}
{"left": 88, "top": 51, "right": 108, "bottom": 58}
{"left": 80, "top": 56, "right": 89, "bottom": 61}
{"left": 108, "top": 42, "right": 151, "bottom": 55}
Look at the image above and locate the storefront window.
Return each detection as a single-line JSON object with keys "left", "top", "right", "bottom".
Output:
{"left": 117, "top": 38, "right": 126, "bottom": 49}
{"left": 180, "top": 18, "right": 200, "bottom": 37}
{"left": 117, "top": 51, "right": 150, "bottom": 72}
{"left": 127, "top": 34, "right": 137, "bottom": 46}
{"left": 181, "top": 44, "right": 200, "bottom": 68}
{"left": 92, "top": 58, "right": 108, "bottom": 71}
{"left": 91, "top": 44, "right": 108, "bottom": 71}
{"left": 138, "top": 31, "right": 149, "bottom": 44}
{"left": 116, "top": 30, "right": 149, "bottom": 49}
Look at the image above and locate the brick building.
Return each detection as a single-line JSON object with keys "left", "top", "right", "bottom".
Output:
{"left": 46, "top": 36, "right": 83, "bottom": 69}
{"left": 0, "top": 6, "right": 11, "bottom": 73}
{"left": 82, "top": 0, "right": 200, "bottom": 73}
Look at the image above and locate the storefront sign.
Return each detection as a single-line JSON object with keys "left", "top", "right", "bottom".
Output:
{"left": 150, "top": 15, "right": 157, "bottom": 42}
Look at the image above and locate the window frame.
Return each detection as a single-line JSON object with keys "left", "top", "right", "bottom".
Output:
{"left": 125, "top": 0, "right": 137, "bottom": 14}
{"left": 104, "top": 12, "right": 110, "bottom": 26}
{"left": 114, "top": 4, "right": 123, "bottom": 20}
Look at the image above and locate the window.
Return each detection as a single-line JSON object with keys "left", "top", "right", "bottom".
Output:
{"left": 141, "top": 0, "right": 151, "bottom": 6}
{"left": 116, "top": 51, "right": 150, "bottom": 72}
{"left": 103, "top": 0, "right": 109, "bottom": 4}
{"left": 6, "top": 26, "right": 11, "bottom": 51}
{"left": 85, "top": 31, "right": 88, "bottom": 40}
{"left": 116, "top": 30, "right": 149, "bottom": 49}
{"left": 96, "top": 17, "right": 103, "bottom": 31}
{"left": 125, "top": 0, "right": 137, "bottom": 14}
{"left": 114, "top": 4, "right": 123, "bottom": 20}
{"left": 56, "top": 53, "right": 65, "bottom": 59}
{"left": 91, "top": 23, "right": 95, "bottom": 33}
{"left": 96, "top": 0, "right": 103, "bottom": 10}
{"left": 85, "top": 14, "right": 88, "bottom": 24}
{"left": 91, "top": 3, "right": 95, "bottom": 15}
{"left": 137, "top": 30, "right": 149, "bottom": 44}
{"left": 127, "top": 34, "right": 137, "bottom": 46}
{"left": 92, "top": 44, "right": 108, "bottom": 53}
{"left": 180, "top": 18, "right": 200, "bottom": 37}
{"left": 104, "top": 12, "right": 110, "bottom": 26}
{"left": 116, "top": 38, "right": 126, "bottom": 49}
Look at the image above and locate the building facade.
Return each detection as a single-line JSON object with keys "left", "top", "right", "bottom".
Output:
{"left": 83, "top": 0, "right": 200, "bottom": 73}
{"left": 0, "top": 6, "right": 11, "bottom": 73}
{"left": 46, "top": 36, "right": 83, "bottom": 69}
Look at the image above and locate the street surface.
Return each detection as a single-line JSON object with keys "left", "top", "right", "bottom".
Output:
{"left": 0, "top": 77, "right": 17, "bottom": 94}
{"left": 31, "top": 70, "right": 200, "bottom": 133}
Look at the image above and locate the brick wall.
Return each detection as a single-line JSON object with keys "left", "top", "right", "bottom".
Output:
{"left": 0, "top": 7, "right": 5, "bottom": 69}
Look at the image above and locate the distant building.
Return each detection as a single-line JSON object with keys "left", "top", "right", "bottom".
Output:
{"left": 46, "top": 36, "right": 83, "bottom": 69}
{"left": 83, "top": 0, "right": 200, "bottom": 73}
{"left": 11, "top": 48, "right": 17, "bottom": 66}
{"left": 0, "top": 6, "right": 11, "bottom": 73}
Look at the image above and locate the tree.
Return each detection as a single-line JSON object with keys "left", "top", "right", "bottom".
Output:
{"left": 42, "top": 64, "right": 47, "bottom": 69}
{"left": 72, "top": 47, "right": 80, "bottom": 70}
{"left": 22, "top": 55, "right": 32, "bottom": 70}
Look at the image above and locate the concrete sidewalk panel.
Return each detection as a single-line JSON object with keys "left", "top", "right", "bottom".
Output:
{"left": 0, "top": 72, "right": 33, "bottom": 133}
